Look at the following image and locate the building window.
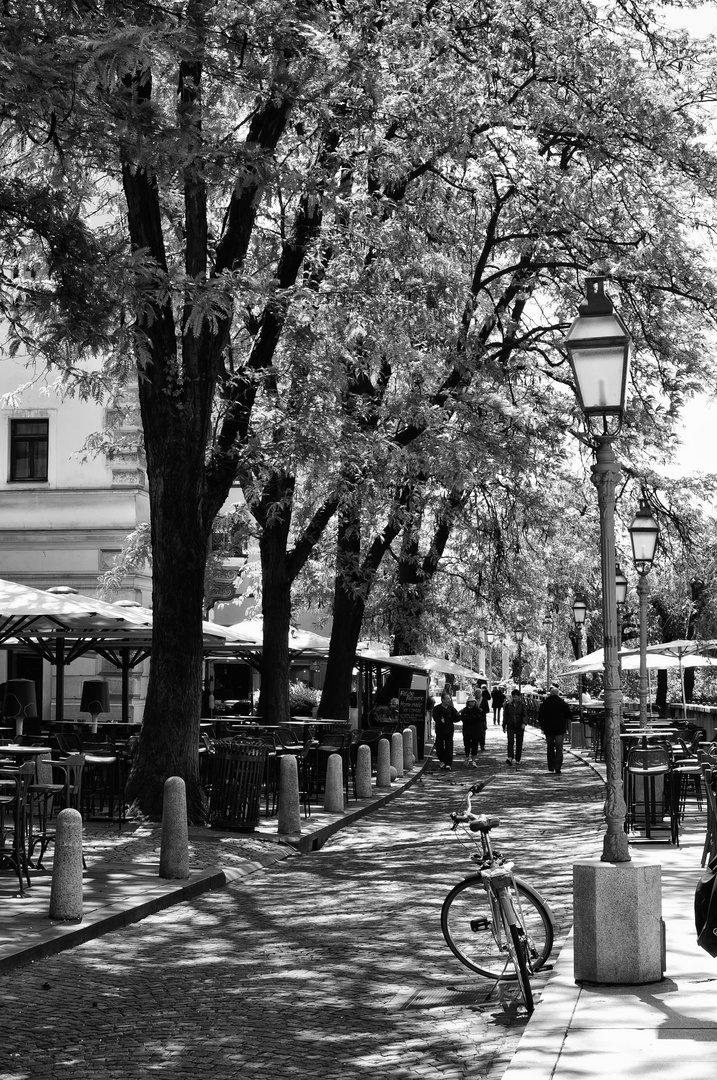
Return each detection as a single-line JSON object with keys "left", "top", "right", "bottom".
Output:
{"left": 10, "top": 418, "right": 49, "bottom": 481}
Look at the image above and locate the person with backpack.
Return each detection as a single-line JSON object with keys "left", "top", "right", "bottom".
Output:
{"left": 537, "top": 684, "right": 572, "bottom": 774}
{"left": 503, "top": 688, "right": 528, "bottom": 765}
{"left": 432, "top": 690, "right": 459, "bottom": 770}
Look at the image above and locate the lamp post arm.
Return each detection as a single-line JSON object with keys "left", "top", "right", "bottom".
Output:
{"left": 592, "top": 436, "right": 631, "bottom": 863}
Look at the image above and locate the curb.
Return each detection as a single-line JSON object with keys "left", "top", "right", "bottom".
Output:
{"left": 280, "top": 758, "right": 431, "bottom": 853}
{"left": 0, "top": 757, "right": 431, "bottom": 971}
{"left": 0, "top": 867, "right": 227, "bottom": 973}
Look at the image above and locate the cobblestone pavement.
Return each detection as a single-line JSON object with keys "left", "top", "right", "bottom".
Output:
{"left": 0, "top": 728, "right": 606, "bottom": 1080}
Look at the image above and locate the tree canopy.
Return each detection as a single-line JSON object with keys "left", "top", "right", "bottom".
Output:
{"left": 2, "top": 0, "right": 717, "bottom": 815}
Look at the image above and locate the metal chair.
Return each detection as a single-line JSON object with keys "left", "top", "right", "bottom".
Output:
{"left": 0, "top": 763, "right": 34, "bottom": 894}
{"left": 29, "top": 753, "right": 85, "bottom": 868}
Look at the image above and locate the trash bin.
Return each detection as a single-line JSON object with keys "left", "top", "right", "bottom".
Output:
{"left": 208, "top": 740, "right": 268, "bottom": 832}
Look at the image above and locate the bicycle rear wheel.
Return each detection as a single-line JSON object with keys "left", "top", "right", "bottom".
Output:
{"left": 441, "top": 874, "right": 553, "bottom": 980}
{"left": 506, "top": 920, "right": 534, "bottom": 1014}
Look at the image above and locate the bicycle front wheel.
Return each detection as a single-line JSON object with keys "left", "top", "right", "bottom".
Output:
{"left": 441, "top": 874, "right": 553, "bottom": 980}
{"left": 507, "top": 921, "right": 534, "bottom": 1014}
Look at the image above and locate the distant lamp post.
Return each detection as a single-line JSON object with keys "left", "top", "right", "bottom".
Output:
{"left": 543, "top": 614, "right": 554, "bottom": 689}
{"left": 615, "top": 563, "right": 629, "bottom": 669}
{"left": 485, "top": 630, "right": 495, "bottom": 685}
{"left": 515, "top": 624, "right": 525, "bottom": 692}
{"left": 565, "top": 276, "right": 632, "bottom": 863}
{"left": 572, "top": 597, "right": 587, "bottom": 723}
{"left": 628, "top": 499, "right": 660, "bottom": 729}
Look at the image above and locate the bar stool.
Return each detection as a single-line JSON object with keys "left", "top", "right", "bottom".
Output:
{"left": 624, "top": 745, "right": 677, "bottom": 844}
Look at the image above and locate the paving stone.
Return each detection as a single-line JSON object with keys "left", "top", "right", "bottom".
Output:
{"left": 0, "top": 728, "right": 604, "bottom": 1079}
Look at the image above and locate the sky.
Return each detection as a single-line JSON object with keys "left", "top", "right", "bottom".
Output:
{"left": 672, "top": 398, "right": 717, "bottom": 475}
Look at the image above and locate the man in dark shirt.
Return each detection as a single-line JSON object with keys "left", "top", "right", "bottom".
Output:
{"left": 537, "top": 685, "right": 572, "bottom": 775}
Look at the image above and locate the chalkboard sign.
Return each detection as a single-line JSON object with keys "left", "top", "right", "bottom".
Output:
{"left": 399, "top": 688, "right": 427, "bottom": 759}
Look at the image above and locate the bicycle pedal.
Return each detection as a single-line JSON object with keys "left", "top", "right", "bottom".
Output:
{"left": 470, "top": 917, "right": 491, "bottom": 932}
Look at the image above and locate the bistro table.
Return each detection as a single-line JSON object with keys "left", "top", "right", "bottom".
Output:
{"left": 0, "top": 745, "right": 53, "bottom": 767}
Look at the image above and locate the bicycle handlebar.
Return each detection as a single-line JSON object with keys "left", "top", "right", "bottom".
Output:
{"left": 450, "top": 774, "right": 499, "bottom": 827}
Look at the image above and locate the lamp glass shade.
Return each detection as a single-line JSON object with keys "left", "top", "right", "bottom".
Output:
{"left": 572, "top": 597, "right": 587, "bottom": 625}
{"left": 615, "top": 565, "right": 629, "bottom": 605}
{"left": 543, "top": 615, "right": 554, "bottom": 633}
{"left": 565, "top": 279, "right": 631, "bottom": 419}
{"left": 3, "top": 679, "right": 38, "bottom": 718}
{"left": 514, "top": 624, "right": 525, "bottom": 643}
{"left": 80, "top": 680, "right": 110, "bottom": 716}
{"left": 628, "top": 500, "right": 659, "bottom": 572}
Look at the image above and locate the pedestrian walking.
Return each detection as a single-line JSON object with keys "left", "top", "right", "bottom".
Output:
{"left": 491, "top": 684, "right": 506, "bottom": 726}
{"left": 460, "top": 695, "right": 486, "bottom": 766}
{"left": 537, "top": 684, "right": 572, "bottom": 775}
{"left": 480, "top": 686, "right": 492, "bottom": 726}
{"left": 503, "top": 688, "right": 528, "bottom": 765}
{"left": 432, "top": 690, "right": 459, "bottom": 770}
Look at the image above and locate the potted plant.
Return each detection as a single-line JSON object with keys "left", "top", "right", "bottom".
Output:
{"left": 289, "top": 681, "right": 321, "bottom": 717}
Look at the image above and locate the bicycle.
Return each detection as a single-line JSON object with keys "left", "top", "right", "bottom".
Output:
{"left": 440, "top": 776, "right": 554, "bottom": 1014}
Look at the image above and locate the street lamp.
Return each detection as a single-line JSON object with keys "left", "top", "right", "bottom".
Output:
{"left": 615, "top": 563, "right": 629, "bottom": 670}
{"left": 515, "top": 624, "right": 525, "bottom": 692}
{"left": 572, "top": 596, "right": 587, "bottom": 724}
{"left": 485, "top": 629, "right": 495, "bottom": 685}
{"left": 565, "top": 276, "right": 632, "bottom": 863}
{"left": 628, "top": 499, "right": 660, "bottom": 729}
{"left": 544, "top": 613, "right": 552, "bottom": 686}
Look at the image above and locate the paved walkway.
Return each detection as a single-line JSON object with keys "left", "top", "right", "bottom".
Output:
{"left": 1, "top": 725, "right": 715, "bottom": 1080}
{"left": 504, "top": 737, "right": 717, "bottom": 1080}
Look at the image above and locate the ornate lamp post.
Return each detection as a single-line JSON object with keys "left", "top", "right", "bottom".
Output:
{"left": 565, "top": 277, "right": 632, "bottom": 863}
{"left": 543, "top": 614, "right": 554, "bottom": 689}
{"left": 485, "top": 629, "right": 495, "bottom": 685}
{"left": 615, "top": 563, "right": 628, "bottom": 672}
{"left": 572, "top": 596, "right": 587, "bottom": 723}
{"left": 628, "top": 499, "right": 660, "bottom": 729}
{"left": 515, "top": 624, "right": 525, "bottom": 692}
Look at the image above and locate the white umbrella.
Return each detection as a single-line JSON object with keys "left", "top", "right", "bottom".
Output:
{"left": 560, "top": 647, "right": 717, "bottom": 675}
{"left": 559, "top": 640, "right": 717, "bottom": 716}
{"left": 633, "top": 639, "right": 717, "bottom": 717}
{"left": 355, "top": 649, "right": 483, "bottom": 679}
{"left": 226, "top": 618, "right": 330, "bottom": 653}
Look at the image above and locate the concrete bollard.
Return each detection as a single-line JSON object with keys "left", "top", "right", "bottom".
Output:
{"left": 376, "top": 738, "right": 392, "bottom": 788}
{"left": 355, "top": 743, "right": 372, "bottom": 799}
{"left": 49, "top": 808, "right": 83, "bottom": 922}
{"left": 159, "top": 776, "right": 190, "bottom": 879}
{"left": 402, "top": 728, "right": 414, "bottom": 772}
{"left": 278, "top": 754, "right": 302, "bottom": 835}
{"left": 324, "top": 753, "right": 345, "bottom": 813}
{"left": 391, "top": 732, "right": 404, "bottom": 778}
{"left": 409, "top": 724, "right": 418, "bottom": 761}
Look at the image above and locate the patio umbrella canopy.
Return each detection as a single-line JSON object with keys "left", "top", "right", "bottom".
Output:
{"left": 355, "top": 648, "right": 483, "bottom": 680}
{"left": 559, "top": 640, "right": 717, "bottom": 715}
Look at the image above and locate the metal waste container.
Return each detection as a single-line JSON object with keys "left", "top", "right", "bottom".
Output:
{"left": 208, "top": 740, "right": 268, "bottom": 832}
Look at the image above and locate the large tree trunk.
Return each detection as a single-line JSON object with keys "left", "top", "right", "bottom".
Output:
{"left": 127, "top": 415, "right": 210, "bottom": 821}
{"left": 258, "top": 512, "right": 292, "bottom": 724}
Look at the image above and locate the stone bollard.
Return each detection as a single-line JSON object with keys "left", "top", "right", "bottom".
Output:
{"left": 409, "top": 724, "right": 418, "bottom": 761}
{"left": 391, "top": 732, "right": 404, "bottom": 778}
{"left": 49, "top": 808, "right": 83, "bottom": 922}
{"left": 376, "top": 738, "right": 392, "bottom": 788}
{"left": 324, "top": 753, "right": 345, "bottom": 813}
{"left": 159, "top": 776, "right": 190, "bottom": 880}
{"left": 402, "top": 728, "right": 414, "bottom": 772}
{"left": 278, "top": 753, "right": 301, "bottom": 835}
{"left": 355, "top": 743, "right": 372, "bottom": 799}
